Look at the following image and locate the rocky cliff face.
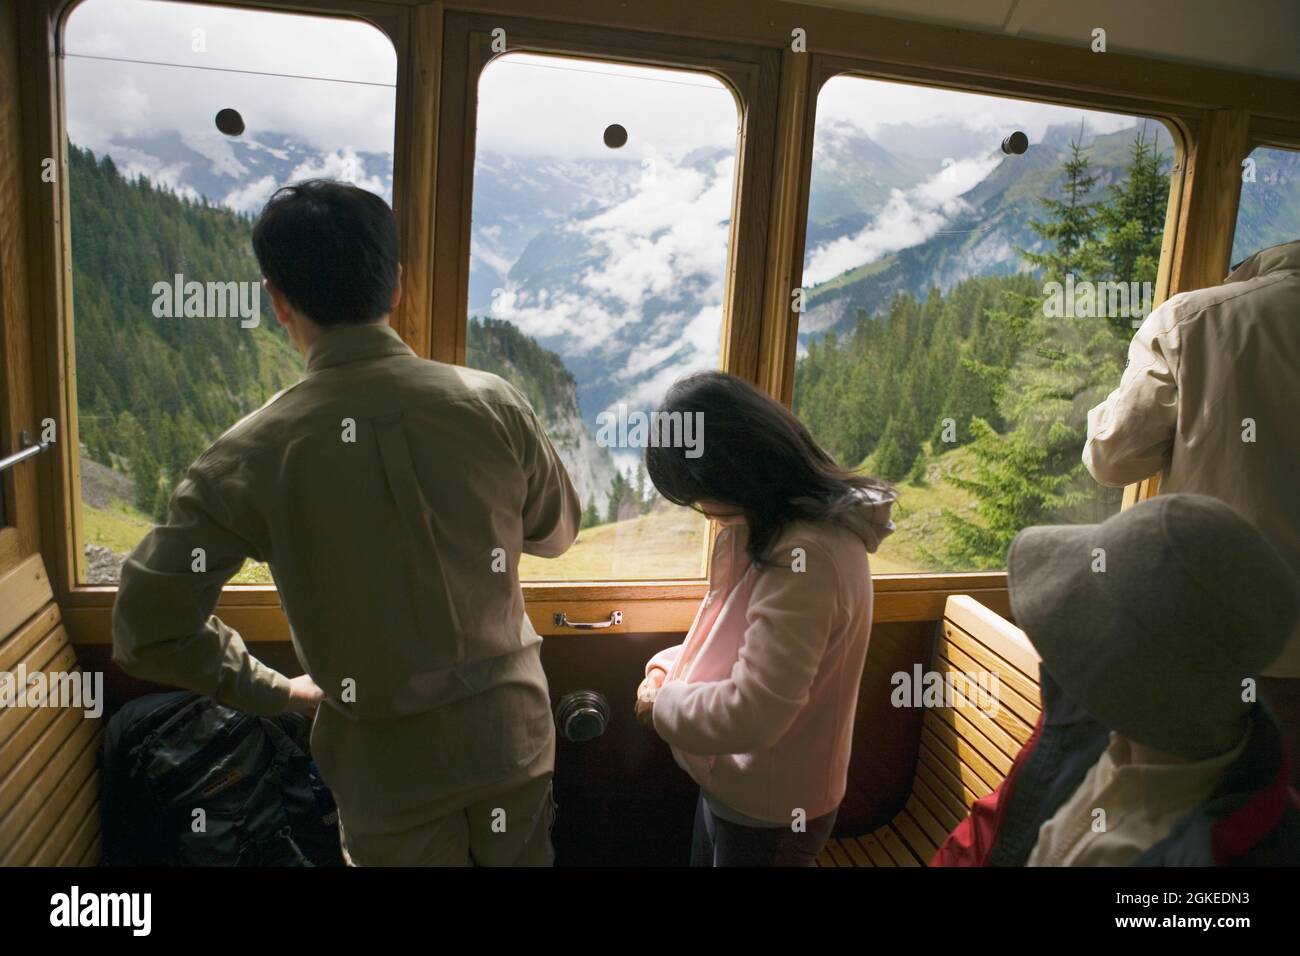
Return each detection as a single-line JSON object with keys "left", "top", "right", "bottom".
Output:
{"left": 542, "top": 378, "right": 617, "bottom": 514}
{"left": 467, "top": 316, "right": 617, "bottom": 513}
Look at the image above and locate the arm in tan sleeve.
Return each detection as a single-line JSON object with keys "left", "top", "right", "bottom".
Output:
{"left": 510, "top": 399, "right": 581, "bottom": 559}
{"left": 1083, "top": 304, "right": 1181, "bottom": 487}
{"left": 111, "top": 469, "right": 293, "bottom": 716}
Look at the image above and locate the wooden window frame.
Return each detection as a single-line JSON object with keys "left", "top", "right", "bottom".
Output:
{"left": 426, "top": 10, "right": 780, "bottom": 633}
{"left": 10, "top": 0, "right": 1300, "bottom": 644}
{"left": 1231, "top": 129, "right": 1300, "bottom": 267}
{"left": 773, "top": 55, "right": 1193, "bottom": 541}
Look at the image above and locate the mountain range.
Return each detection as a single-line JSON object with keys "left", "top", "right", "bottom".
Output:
{"left": 77, "top": 113, "right": 1296, "bottom": 522}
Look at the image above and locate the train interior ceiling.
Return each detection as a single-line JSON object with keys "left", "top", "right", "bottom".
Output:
{"left": 0, "top": 0, "right": 1298, "bottom": 867}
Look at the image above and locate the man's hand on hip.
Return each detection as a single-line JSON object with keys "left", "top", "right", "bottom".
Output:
{"left": 285, "top": 673, "right": 326, "bottom": 714}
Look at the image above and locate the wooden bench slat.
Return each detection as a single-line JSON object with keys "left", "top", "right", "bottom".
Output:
{"left": 0, "top": 706, "right": 94, "bottom": 847}
{"left": 0, "top": 556, "right": 54, "bottom": 644}
{"left": 943, "top": 595, "right": 1040, "bottom": 680}
{"left": 918, "top": 740, "right": 983, "bottom": 811}
{"left": 929, "top": 654, "right": 1023, "bottom": 764}
{"left": 936, "top": 638, "right": 1040, "bottom": 739}
{"left": 905, "top": 793, "right": 952, "bottom": 846}
{"left": 875, "top": 824, "right": 922, "bottom": 867}
{"left": 0, "top": 602, "right": 61, "bottom": 675}
{"left": 831, "top": 598, "right": 1041, "bottom": 862}
{"left": 54, "top": 795, "right": 103, "bottom": 867}
{"left": 0, "top": 720, "right": 100, "bottom": 864}
{"left": 78, "top": 834, "right": 103, "bottom": 868}
{"left": 33, "top": 761, "right": 100, "bottom": 866}
{"left": 841, "top": 835, "right": 875, "bottom": 866}
{"left": 0, "top": 697, "right": 82, "bottom": 821}
{"left": 0, "top": 643, "right": 79, "bottom": 781}
{"left": 925, "top": 705, "right": 1014, "bottom": 777}
{"left": 815, "top": 845, "right": 837, "bottom": 867}
{"left": 823, "top": 838, "right": 854, "bottom": 867}
{"left": 854, "top": 833, "right": 896, "bottom": 867}
{"left": 892, "top": 808, "right": 939, "bottom": 863}
{"left": 940, "top": 626, "right": 1042, "bottom": 725}
{"left": 0, "top": 556, "right": 103, "bottom": 869}
{"left": 922, "top": 721, "right": 1002, "bottom": 794}
{"left": 914, "top": 758, "right": 976, "bottom": 822}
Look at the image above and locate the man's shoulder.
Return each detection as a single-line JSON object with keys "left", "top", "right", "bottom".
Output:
{"left": 1155, "top": 268, "right": 1299, "bottom": 335}
{"left": 191, "top": 360, "right": 535, "bottom": 477}
{"left": 187, "top": 381, "right": 306, "bottom": 478}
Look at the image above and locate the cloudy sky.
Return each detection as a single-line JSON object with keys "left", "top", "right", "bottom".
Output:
{"left": 803, "top": 75, "right": 1143, "bottom": 284}
{"left": 64, "top": 0, "right": 397, "bottom": 206}
{"left": 63, "top": 0, "right": 1150, "bottom": 438}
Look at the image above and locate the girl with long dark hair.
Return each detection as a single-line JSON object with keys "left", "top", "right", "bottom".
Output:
{"left": 634, "top": 370, "right": 896, "bottom": 866}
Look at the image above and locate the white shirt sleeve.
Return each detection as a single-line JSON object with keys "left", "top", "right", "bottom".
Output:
{"left": 1083, "top": 302, "right": 1182, "bottom": 487}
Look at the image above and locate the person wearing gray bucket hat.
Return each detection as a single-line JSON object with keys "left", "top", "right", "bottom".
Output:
{"left": 932, "top": 493, "right": 1300, "bottom": 867}
{"left": 1008, "top": 493, "right": 1298, "bottom": 762}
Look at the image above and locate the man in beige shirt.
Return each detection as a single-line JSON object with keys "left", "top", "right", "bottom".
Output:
{"left": 112, "top": 180, "right": 581, "bottom": 865}
{"left": 1083, "top": 239, "right": 1300, "bottom": 780}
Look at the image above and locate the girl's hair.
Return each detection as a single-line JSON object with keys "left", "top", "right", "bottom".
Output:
{"left": 644, "top": 371, "right": 893, "bottom": 565}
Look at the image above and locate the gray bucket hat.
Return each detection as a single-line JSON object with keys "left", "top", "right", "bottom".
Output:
{"left": 1008, "top": 493, "right": 1300, "bottom": 760}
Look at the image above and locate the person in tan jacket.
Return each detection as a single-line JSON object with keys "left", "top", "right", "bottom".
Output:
{"left": 112, "top": 180, "right": 581, "bottom": 865}
{"left": 1083, "top": 239, "right": 1300, "bottom": 781}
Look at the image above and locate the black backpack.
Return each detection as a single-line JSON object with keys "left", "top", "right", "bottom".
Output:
{"left": 100, "top": 691, "right": 345, "bottom": 866}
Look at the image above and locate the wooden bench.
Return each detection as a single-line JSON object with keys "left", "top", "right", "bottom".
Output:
{"left": 0, "top": 554, "right": 103, "bottom": 865}
{"left": 818, "top": 594, "right": 1042, "bottom": 867}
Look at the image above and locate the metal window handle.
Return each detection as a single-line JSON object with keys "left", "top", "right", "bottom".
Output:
{"left": 552, "top": 610, "right": 623, "bottom": 630}
{"left": 0, "top": 430, "right": 50, "bottom": 476}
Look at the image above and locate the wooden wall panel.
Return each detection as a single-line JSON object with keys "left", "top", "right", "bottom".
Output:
{"left": 0, "top": 0, "right": 43, "bottom": 573}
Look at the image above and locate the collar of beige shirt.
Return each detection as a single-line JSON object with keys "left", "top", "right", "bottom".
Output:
{"left": 305, "top": 321, "right": 414, "bottom": 373}
{"left": 1027, "top": 728, "right": 1250, "bottom": 866}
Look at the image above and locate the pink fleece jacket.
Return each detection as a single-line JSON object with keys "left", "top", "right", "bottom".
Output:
{"left": 647, "top": 489, "right": 895, "bottom": 824}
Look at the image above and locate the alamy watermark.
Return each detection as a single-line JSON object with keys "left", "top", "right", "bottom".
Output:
{"left": 890, "top": 664, "right": 1000, "bottom": 718}
{"left": 151, "top": 273, "right": 260, "bottom": 328}
{"left": 50, "top": 886, "right": 150, "bottom": 936}
{"left": 1042, "top": 273, "right": 1154, "bottom": 327}
{"left": 0, "top": 666, "right": 103, "bottom": 719}
{"left": 595, "top": 404, "right": 704, "bottom": 458}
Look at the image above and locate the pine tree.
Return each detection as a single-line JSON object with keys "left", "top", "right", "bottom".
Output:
{"left": 937, "top": 129, "right": 1117, "bottom": 568}
{"left": 581, "top": 494, "right": 600, "bottom": 529}
{"left": 1019, "top": 126, "right": 1105, "bottom": 282}
{"left": 938, "top": 418, "right": 1083, "bottom": 569}
{"left": 1095, "top": 125, "right": 1170, "bottom": 334}
{"left": 605, "top": 470, "right": 634, "bottom": 524}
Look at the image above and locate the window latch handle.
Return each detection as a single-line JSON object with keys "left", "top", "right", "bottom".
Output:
{"left": 552, "top": 610, "right": 623, "bottom": 630}
{"left": 0, "top": 430, "right": 50, "bottom": 476}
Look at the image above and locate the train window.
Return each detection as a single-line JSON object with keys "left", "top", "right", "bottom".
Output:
{"left": 465, "top": 53, "right": 738, "bottom": 580}
{"left": 794, "top": 76, "right": 1174, "bottom": 573}
{"left": 62, "top": 0, "right": 396, "bottom": 584}
{"left": 1232, "top": 145, "right": 1300, "bottom": 266}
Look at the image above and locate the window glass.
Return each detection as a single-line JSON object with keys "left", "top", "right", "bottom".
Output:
{"left": 1232, "top": 145, "right": 1300, "bottom": 266}
{"left": 795, "top": 76, "right": 1174, "bottom": 572}
{"left": 467, "top": 53, "right": 739, "bottom": 580}
{"left": 63, "top": 0, "right": 396, "bottom": 584}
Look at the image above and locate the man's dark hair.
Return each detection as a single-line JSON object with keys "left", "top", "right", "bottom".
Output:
{"left": 251, "top": 179, "right": 399, "bottom": 327}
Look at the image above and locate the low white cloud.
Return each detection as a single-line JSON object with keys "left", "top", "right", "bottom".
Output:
{"left": 181, "top": 129, "right": 249, "bottom": 180}
{"left": 470, "top": 238, "right": 514, "bottom": 279}
{"left": 286, "top": 147, "right": 387, "bottom": 196}
{"left": 803, "top": 152, "right": 1001, "bottom": 286}
{"left": 577, "top": 153, "right": 733, "bottom": 310}
{"left": 222, "top": 175, "right": 278, "bottom": 215}
{"left": 489, "top": 152, "right": 734, "bottom": 374}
